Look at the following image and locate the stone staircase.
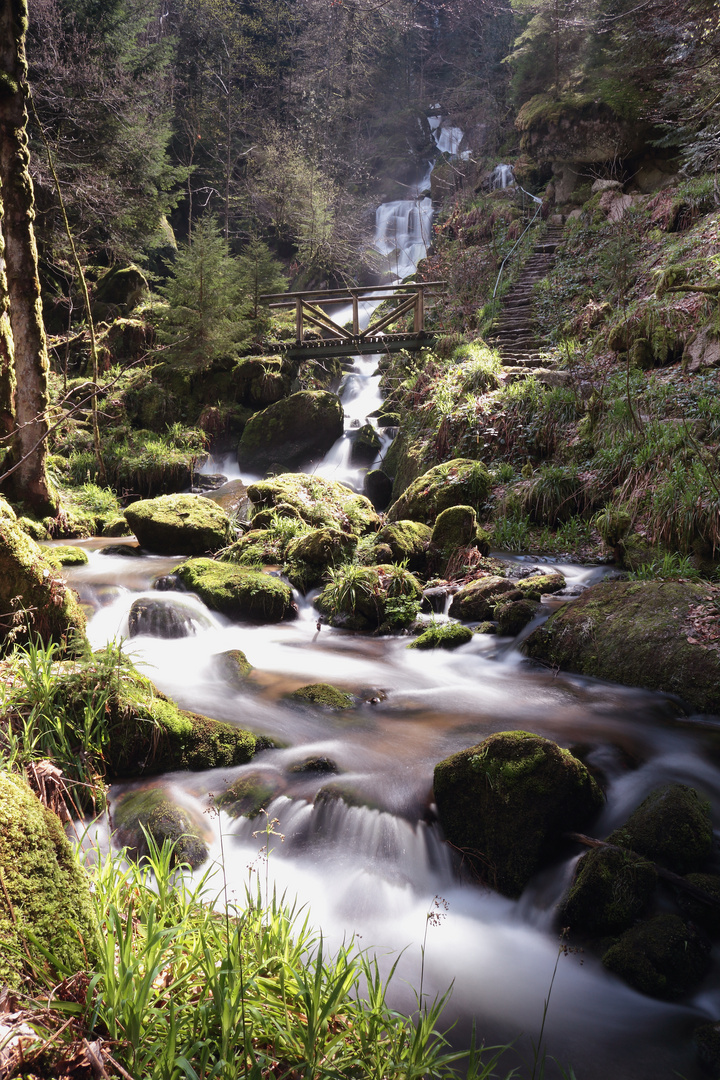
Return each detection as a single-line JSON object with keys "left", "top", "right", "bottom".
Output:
{"left": 489, "top": 224, "right": 565, "bottom": 368}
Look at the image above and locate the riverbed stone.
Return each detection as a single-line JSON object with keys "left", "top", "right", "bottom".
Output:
{"left": 0, "top": 771, "right": 101, "bottom": 988}
{"left": 285, "top": 527, "right": 357, "bottom": 591}
{"left": 237, "top": 390, "right": 344, "bottom": 473}
{"left": 602, "top": 913, "right": 711, "bottom": 1000}
{"left": 407, "top": 623, "right": 473, "bottom": 650}
{"left": 0, "top": 515, "right": 87, "bottom": 653}
{"left": 676, "top": 873, "right": 720, "bottom": 936}
{"left": 495, "top": 598, "right": 539, "bottom": 637}
{"left": 287, "top": 683, "right": 354, "bottom": 710}
{"left": 373, "top": 520, "right": 432, "bottom": 572}
{"left": 522, "top": 580, "right": 720, "bottom": 714}
{"left": 350, "top": 423, "right": 382, "bottom": 464}
{"left": 364, "top": 468, "right": 393, "bottom": 511}
{"left": 433, "top": 731, "right": 604, "bottom": 898}
{"left": 448, "top": 575, "right": 517, "bottom": 621}
{"left": 608, "top": 784, "right": 713, "bottom": 875}
{"left": 515, "top": 572, "right": 566, "bottom": 598}
{"left": 431, "top": 505, "right": 490, "bottom": 559}
{"left": 216, "top": 772, "right": 285, "bottom": 818}
{"left": 247, "top": 472, "right": 379, "bottom": 535}
{"left": 112, "top": 788, "right": 209, "bottom": 868}
{"left": 315, "top": 564, "right": 423, "bottom": 630}
{"left": 213, "top": 648, "right": 253, "bottom": 688}
{"left": 172, "top": 557, "right": 296, "bottom": 623}
{"left": 48, "top": 545, "right": 89, "bottom": 567}
{"left": 561, "top": 846, "right": 658, "bottom": 935}
{"left": 386, "top": 459, "right": 492, "bottom": 524}
{"left": 125, "top": 493, "right": 232, "bottom": 555}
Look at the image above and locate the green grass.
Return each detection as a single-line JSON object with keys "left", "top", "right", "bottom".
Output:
{"left": 629, "top": 551, "right": 701, "bottom": 581}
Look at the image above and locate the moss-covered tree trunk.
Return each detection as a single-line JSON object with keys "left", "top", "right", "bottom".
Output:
{"left": 0, "top": 199, "right": 15, "bottom": 439}
{"left": 0, "top": 0, "right": 55, "bottom": 512}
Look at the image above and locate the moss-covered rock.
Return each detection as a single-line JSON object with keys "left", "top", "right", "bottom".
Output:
{"left": 561, "top": 847, "right": 657, "bottom": 936}
{"left": 373, "top": 520, "right": 432, "bottom": 572}
{"left": 315, "top": 564, "right": 423, "bottom": 630}
{"left": 694, "top": 1022, "right": 720, "bottom": 1077}
{"left": 47, "top": 544, "right": 89, "bottom": 567}
{"left": 213, "top": 649, "right": 253, "bottom": 689}
{"left": 172, "top": 557, "right": 295, "bottom": 623}
{"left": 128, "top": 596, "right": 208, "bottom": 639}
{"left": 448, "top": 575, "right": 517, "bottom": 621}
{"left": 125, "top": 494, "right": 232, "bottom": 555}
{"left": 285, "top": 527, "right": 356, "bottom": 587}
{"left": 247, "top": 473, "right": 379, "bottom": 535}
{"left": 233, "top": 356, "right": 292, "bottom": 408}
{"left": 364, "top": 469, "right": 393, "bottom": 511}
{"left": 515, "top": 572, "right": 566, "bottom": 598}
{"left": 387, "top": 460, "right": 492, "bottom": 524}
{"left": 431, "top": 505, "right": 489, "bottom": 559}
{"left": 676, "top": 873, "right": 720, "bottom": 936}
{"left": 93, "top": 263, "right": 148, "bottom": 311}
{"left": 495, "top": 598, "right": 539, "bottom": 637}
{"left": 350, "top": 424, "right": 381, "bottom": 464}
{"left": 287, "top": 683, "right": 354, "bottom": 710}
{"left": 522, "top": 580, "right": 720, "bottom": 713}
{"left": 288, "top": 756, "right": 339, "bottom": 775}
{"left": 608, "top": 784, "right": 712, "bottom": 875}
{"left": 0, "top": 517, "right": 86, "bottom": 652}
{"left": 216, "top": 772, "right": 284, "bottom": 818}
{"left": 602, "top": 914, "right": 711, "bottom": 1000}
{"left": 407, "top": 623, "right": 473, "bottom": 650}
{"left": 102, "top": 516, "right": 133, "bottom": 537}
{"left": 0, "top": 772, "right": 101, "bottom": 987}
{"left": 112, "top": 788, "right": 208, "bottom": 868}
{"left": 237, "top": 390, "right": 344, "bottom": 473}
{"left": 433, "top": 731, "right": 604, "bottom": 897}
{"left": 221, "top": 529, "right": 281, "bottom": 567}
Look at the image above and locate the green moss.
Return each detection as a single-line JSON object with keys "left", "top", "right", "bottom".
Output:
{"left": 287, "top": 683, "right": 354, "bottom": 710}
{"left": 387, "top": 460, "right": 492, "bottom": 525}
{"left": 430, "top": 505, "right": 488, "bottom": 558}
{"left": 47, "top": 545, "right": 89, "bottom": 567}
{"left": 112, "top": 788, "right": 208, "bottom": 868}
{"left": 561, "top": 847, "right": 657, "bottom": 935}
{"left": 247, "top": 473, "right": 379, "bottom": 536}
{"left": 124, "top": 494, "right": 231, "bottom": 555}
{"left": 237, "top": 391, "right": 344, "bottom": 472}
{"left": 216, "top": 774, "right": 282, "bottom": 818}
{"left": 407, "top": 623, "right": 473, "bottom": 650}
{"left": 374, "top": 520, "right": 431, "bottom": 572}
{"left": 495, "top": 598, "right": 538, "bottom": 637}
{"left": 515, "top": 573, "right": 566, "bottom": 596}
{"left": 676, "top": 873, "right": 720, "bottom": 936}
{"left": 515, "top": 92, "right": 596, "bottom": 131}
{"left": 433, "top": 731, "right": 604, "bottom": 897}
{"left": 172, "top": 557, "right": 295, "bottom": 623}
{"left": 602, "top": 914, "right": 710, "bottom": 1000}
{"left": 0, "top": 771, "right": 101, "bottom": 987}
{"left": 213, "top": 649, "right": 253, "bottom": 688}
{"left": 608, "top": 784, "right": 712, "bottom": 875}
{"left": 315, "top": 564, "right": 423, "bottom": 630}
{"left": 448, "top": 575, "right": 518, "bottom": 622}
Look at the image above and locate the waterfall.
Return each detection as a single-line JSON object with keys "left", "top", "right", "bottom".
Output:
{"left": 491, "top": 163, "right": 516, "bottom": 189}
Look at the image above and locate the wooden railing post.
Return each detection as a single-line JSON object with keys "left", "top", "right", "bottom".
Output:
{"left": 352, "top": 293, "right": 359, "bottom": 337}
{"left": 414, "top": 287, "right": 424, "bottom": 333}
{"left": 295, "top": 297, "right": 303, "bottom": 342}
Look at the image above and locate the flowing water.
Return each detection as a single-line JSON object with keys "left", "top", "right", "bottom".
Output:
{"left": 59, "top": 137, "right": 720, "bottom": 1079}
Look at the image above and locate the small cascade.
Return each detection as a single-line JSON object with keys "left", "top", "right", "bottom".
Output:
{"left": 428, "top": 113, "right": 467, "bottom": 158}
{"left": 373, "top": 197, "right": 434, "bottom": 282}
{"left": 491, "top": 163, "right": 516, "bottom": 189}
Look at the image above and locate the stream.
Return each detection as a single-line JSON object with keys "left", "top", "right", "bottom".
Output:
{"left": 57, "top": 132, "right": 720, "bottom": 1079}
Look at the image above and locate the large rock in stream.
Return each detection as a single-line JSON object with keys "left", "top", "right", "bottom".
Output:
{"left": 237, "top": 390, "right": 344, "bottom": 472}
{"left": 125, "top": 493, "right": 232, "bottom": 555}
{"left": 433, "top": 731, "right": 604, "bottom": 898}
{"left": 522, "top": 579, "right": 720, "bottom": 714}
{"left": 173, "top": 558, "right": 296, "bottom": 622}
{"left": 386, "top": 459, "right": 492, "bottom": 524}
{"left": 246, "top": 472, "right": 379, "bottom": 535}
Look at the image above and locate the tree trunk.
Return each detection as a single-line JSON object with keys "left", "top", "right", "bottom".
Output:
{"left": 0, "top": 0, "right": 56, "bottom": 512}
{"left": 0, "top": 198, "right": 15, "bottom": 440}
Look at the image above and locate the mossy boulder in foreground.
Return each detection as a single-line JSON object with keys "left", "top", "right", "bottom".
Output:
{"left": 561, "top": 846, "right": 658, "bottom": 936}
{"left": 125, "top": 493, "right": 232, "bottom": 555}
{"left": 373, "top": 520, "right": 431, "bottom": 573}
{"left": 173, "top": 558, "right": 296, "bottom": 622}
{"left": 0, "top": 772, "right": 100, "bottom": 987}
{"left": 522, "top": 580, "right": 720, "bottom": 714}
{"left": 608, "top": 783, "right": 712, "bottom": 875}
{"left": 247, "top": 473, "right": 379, "bottom": 535}
{"left": 287, "top": 683, "right": 354, "bottom": 710}
{"left": 433, "top": 731, "right": 604, "bottom": 897}
{"left": 448, "top": 575, "right": 518, "bottom": 621}
{"left": 495, "top": 598, "right": 538, "bottom": 637}
{"left": 387, "top": 460, "right": 491, "bottom": 524}
{"left": 407, "top": 623, "right": 473, "bottom": 650}
{"left": 0, "top": 512, "right": 86, "bottom": 652}
{"left": 112, "top": 787, "right": 209, "bottom": 868}
{"left": 602, "top": 913, "right": 710, "bottom": 1000}
{"left": 237, "top": 390, "right": 344, "bottom": 473}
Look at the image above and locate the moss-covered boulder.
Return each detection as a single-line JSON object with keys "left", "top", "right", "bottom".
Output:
{"left": 288, "top": 756, "right": 339, "bottom": 775}
{"left": 285, "top": 528, "right": 357, "bottom": 591}
{"left": 522, "top": 580, "right": 720, "bottom": 713}
{"left": 0, "top": 516, "right": 86, "bottom": 652}
{"left": 561, "top": 847, "right": 657, "bottom": 936}
{"left": 247, "top": 473, "right": 379, "bottom": 535}
{"left": 221, "top": 529, "right": 281, "bottom": 567}
{"left": 431, "top": 505, "right": 490, "bottom": 559}
{"left": 213, "top": 649, "right": 253, "bottom": 689}
{"left": 127, "top": 596, "right": 211, "bottom": 638}
{"left": 350, "top": 424, "right": 381, "bottom": 464}
{"left": 387, "top": 460, "right": 492, "bottom": 524}
{"left": 315, "top": 564, "right": 423, "bottom": 631}
{"left": 0, "top": 772, "right": 100, "bottom": 987}
{"left": 433, "top": 731, "right": 604, "bottom": 897}
{"left": 407, "top": 623, "right": 473, "bottom": 650}
{"left": 93, "top": 263, "right": 148, "bottom": 311}
{"left": 515, "top": 572, "right": 566, "bottom": 598}
{"left": 448, "top": 575, "right": 518, "bottom": 622}
{"left": 172, "top": 558, "right": 296, "bottom": 623}
{"left": 233, "top": 356, "right": 292, "bottom": 408}
{"left": 48, "top": 545, "right": 89, "bottom": 567}
{"left": 112, "top": 788, "right": 208, "bottom": 868}
{"left": 602, "top": 914, "right": 711, "bottom": 1000}
{"left": 125, "top": 494, "right": 232, "bottom": 555}
{"left": 364, "top": 468, "right": 393, "bottom": 511}
{"left": 495, "top": 598, "right": 538, "bottom": 637}
{"left": 216, "top": 772, "right": 285, "bottom": 818}
{"left": 373, "top": 520, "right": 432, "bottom": 572}
{"left": 237, "top": 390, "right": 344, "bottom": 472}
{"left": 287, "top": 683, "right": 354, "bottom": 710}
{"left": 608, "top": 784, "right": 712, "bottom": 875}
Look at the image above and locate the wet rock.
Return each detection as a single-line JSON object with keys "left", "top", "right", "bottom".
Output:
{"left": 476, "top": 620, "right": 496, "bottom": 634}
{"left": 561, "top": 846, "right": 657, "bottom": 935}
{"left": 0, "top": 772, "right": 101, "bottom": 987}
{"left": 128, "top": 597, "right": 203, "bottom": 639}
{"left": 522, "top": 580, "right": 720, "bottom": 714}
{"left": 515, "top": 572, "right": 566, "bottom": 598}
{"left": 102, "top": 516, "right": 132, "bottom": 537}
{"left": 215, "top": 772, "right": 284, "bottom": 818}
{"left": 350, "top": 424, "right": 381, "bottom": 464}
{"left": 99, "top": 544, "right": 143, "bottom": 557}
{"left": 608, "top": 784, "right": 713, "bottom": 875}
{"left": 495, "top": 598, "right": 538, "bottom": 636}
{"left": 287, "top": 683, "right": 354, "bottom": 710}
{"left": 423, "top": 584, "right": 457, "bottom": 613}
{"left": 407, "top": 623, "right": 473, "bottom": 650}
{"left": 694, "top": 1022, "right": 720, "bottom": 1076}
{"left": 364, "top": 469, "right": 393, "bottom": 511}
{"left": 233, "top": 356, "right": 292, "bottom": 408}
{"left": 247, "top": 472, "right": 379, "bottom": 535}
{"left": 602, "top": 913, "right": 711, "bottom": 1000}
{"left": 125, "top": 493, "right": 232, "bottom": 555}
{"left": 387, "top": 459, "right": 492, "bottom": 524}
{"left": 213, "top": 648, "right": 253, "bottom": 689}
{"left": 431, "top": 505, "right": 490, "bottom": 559}
{"left": 113, "top": 788, "right": 208, "bottom": 868}
{"left": 288, "top": 756, "right": 339, "bottom": 775}
{"left": 191, "top": 473, "right": 228, "bottom": 492}
{"left": 237, "top": 390, "right": 344, "bottom": 473}
{"left": 315, "top": 564, "right": 423, "bottom": 631}
{"left": 676, "top": 873, "right": 720, "bottom": 936}
{"left": 285, "top": 527, "right": 357, "bottom": 591}
{"left": 448, "top": 575, "right": 517, "bottom": 621}
{"left": 48, "top": 545, "right": 88, "bottom": 567}
{"left": 433, "top": 731, "right": 604, "bottom": 898}
{"left": 154, "top": 574, "right": 185, "bottom": 591}
{"left": 172, "top": 557, "right": 296, "bottom": 623}
{"left": 373, "top": 520, "right": 431, "bottom": 573}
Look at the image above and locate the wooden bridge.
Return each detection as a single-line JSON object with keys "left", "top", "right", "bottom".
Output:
{"left": 261, "top": 281, "right": 446, "bottom": 360}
